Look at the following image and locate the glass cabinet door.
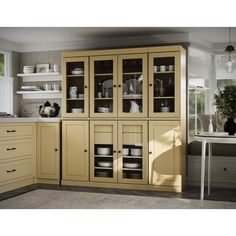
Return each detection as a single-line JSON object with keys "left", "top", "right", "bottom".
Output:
{"left": 90, "top": 121, "right": 118, "bottom": 183}
{"left": 149, "top": 52, "right": 180, "bottom": 118}
{"left": 90, "top": 56, "right": 117, "bottom": 117}
{"left": 118, "top": 54, "right": 147, "bottom": 117}
{"left": 117, "top": 121, "right": 148, "bottom": 184}
{"left": 62, "top": 57, "right": 89, "bottom": 117}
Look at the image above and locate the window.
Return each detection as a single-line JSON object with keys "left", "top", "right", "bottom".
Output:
{"left": 188, "top": 46, "right": 213, "bottom": 143}
{"left": 0, "top": 52, "right": 5, "bottom": 76}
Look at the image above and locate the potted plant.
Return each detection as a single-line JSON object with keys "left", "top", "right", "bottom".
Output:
{"left": 214, "top": 85, "right": 236, "bottom": 135}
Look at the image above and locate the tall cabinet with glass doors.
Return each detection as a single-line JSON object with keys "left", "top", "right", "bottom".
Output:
{"left": 61, "top": 46, "right": 186, "bottom": 192}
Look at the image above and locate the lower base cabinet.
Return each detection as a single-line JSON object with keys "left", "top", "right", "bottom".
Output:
{"left": 62, "top": 121, "right": 89, "bottom": 181}
{"left": 0, "top": 123, "right": 36, "bottom": 194}
{"left": 61, "top": 120, "right": 185, "bottom": 192}
{"left": 36, "top": 123, "right": 60, "bottom": 183}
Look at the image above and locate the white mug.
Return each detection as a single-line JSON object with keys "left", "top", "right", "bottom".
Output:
{"left": 53, "top": 64, "right": 59, "bottom": 72}
{"left": 52, "top": 83, "right": 60, "bottom": 91}
{"left": 153, "top": 66, "right": 159, "bottom": 73}
{"left": 44, "top": 84, "right": 51, "bottom": 91}
{"left": 168, "top": 65, "right": 174, "bottom": 71}
{"left": 160, "top": 65, "right": 168, "bottom": 72}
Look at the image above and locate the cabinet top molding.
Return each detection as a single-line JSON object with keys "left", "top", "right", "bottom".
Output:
{"left": 61, "top": 45, "right": 186, "bottom": 58}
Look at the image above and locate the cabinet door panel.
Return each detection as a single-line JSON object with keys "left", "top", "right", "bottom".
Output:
{"left": 90, "top": 56, "right": 118, "bottom": 117}
{"left": 118, "top": 121, "right": 148, "bottom": 184}
{"left": 62, "top": 121, "right": 89, "bottom": 181}
{"left": 149, "top": 121, "right": 181, "bottom": 186}
{"left": 90, "top": 121, "right": 117, "bottom": 182}
{"left": 118, "top": 54, "right": 148, "bottom": 117}
{"left": 149, "top": 52, "right": 180, "bottom": 118}
{"left": 62, "top": 57, "right": 89, "bottom": 117}
{"left": 37, "top": 123, "right": 60, "bottom": 180}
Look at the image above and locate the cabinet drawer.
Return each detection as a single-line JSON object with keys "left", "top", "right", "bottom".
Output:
{"left": 0, "top": 124, "right": 34, "bottom": 138}
{"left": 0, "top": 139, "right": 34, "bottom": 161}
{"left": 0, "top": 159, "right": 33, "bottom": 183}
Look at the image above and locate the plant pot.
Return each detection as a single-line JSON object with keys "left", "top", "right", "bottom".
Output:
{"left": 224, "top": 117, "right": 236, "bottom": 135}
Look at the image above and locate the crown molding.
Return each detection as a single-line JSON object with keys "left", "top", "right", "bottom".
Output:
{"left": 18, "top": 33, "right": 190, "bottom": 52}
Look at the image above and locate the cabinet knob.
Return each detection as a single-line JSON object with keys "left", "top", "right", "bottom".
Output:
{"left": 54, "top": 148, "right": 58, "bottom": 152}
{"left": 149, "top": 151, "right": 152, "bottom": 155}
{"left": 113, "top": 85, "right": 117, "bottom": 88}
{"left": 113, "top": 150, "right": 116, "bottom": 153}
{"left": 7, "top": 130, "right": 16, "bottom": 133}
{"left": 118, "top": 150, "right": 121, "bottom": 153}
{"left": 84, "top": 85, "right": 88, "bottom": 89}
{"left": 84, "top": 149, "right": 88, "bottom": 152}
{"left": 149, "top": 84, "right": 152, "bottom": 87}
{"left": 7, "top": 147, "right": 16, "bottom": 151}
{"left": 7, "top": 169, "right": 16, "bottom": 173}
{"left": 118, "top": 84, "right": 121, "bottom": 88}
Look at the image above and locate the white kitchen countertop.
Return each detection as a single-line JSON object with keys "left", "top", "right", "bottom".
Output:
{"left": 0, "top": 117, "right": 62, "bottom": 123}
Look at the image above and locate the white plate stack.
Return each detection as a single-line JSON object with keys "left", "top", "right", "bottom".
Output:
{"left": 23, "top": 66, "right": 34, "bottom": 74}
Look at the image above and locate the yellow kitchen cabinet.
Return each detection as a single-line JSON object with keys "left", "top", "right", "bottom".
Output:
{"left": 149, "top": 121, "right": 185, "bottom": 190}
{"left": 0, "top": 123, "right": 36, "bottom": 194}
{"left": 62, "top": 57, "right": 89, "bottom": 118}
{"left": 90, "top": 121, "right": 118, "bottom": 182}
{"left": 62, "top": 121, "right": 89, "bottom": 181}
{"left": 117, "top": 121, "right": 148, "bottom": 184}
{"left": 36, "top": 123, "right": 60, "bottom": 183}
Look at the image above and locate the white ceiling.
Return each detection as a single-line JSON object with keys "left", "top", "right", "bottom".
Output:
{"left": 0, "top": 27, "right": 235, "bottom": 45}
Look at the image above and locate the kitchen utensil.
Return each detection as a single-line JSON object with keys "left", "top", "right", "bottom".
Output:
{"left": 130, "top": 147, "right": 142, "bottom": 156}
{"left": 122, "top": 148, "right": 129, "bottom": 156}
{"left": 97, "top": 161, "right": 113, "bottom": 168}
{"left": 123, "top": 162, "right": 141, "bottom": 169}
{"left": 97, "top": 147, "right": 112, "bottom": 155}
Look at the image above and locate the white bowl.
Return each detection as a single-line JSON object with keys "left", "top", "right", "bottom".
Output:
{"left": 123, "top": 162, "right": 141, "bottom": 169}
{"left": 130, "top": 148, "right": 142, "bottom": 156}
{"left": 122, "top": 148, "right": 129, "bottom": 156}
{"left": 97, "top": 147, "right": 112, "bottom": 155}
{"left": 98, "top": 107, "right": 110, "bottom": 113}
{"left": 97, "top": 161, "right": 113, "bottom": 168}
{"left": 71, "top": 70, "right": 84, "bottom": 75}
{"left": 96, "top": 171, "right": 110, "bottom": 177}
{"left": 71, "top": 108, "right": 84, "bottom": 113}
{"left": 161, "top": 107, "right": 170, "bottom": 112}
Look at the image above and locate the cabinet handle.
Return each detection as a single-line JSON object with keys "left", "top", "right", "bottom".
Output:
{"left": 7, "top": 169, "right": 16, "bottom": 173}
{"left": 113, "top": 85, "right": 117, "bottom": 88}
{"left": 7, "top": 130, "right": 16, "bottom": 133}
{"left": 84, "top": 149, "right": 88, "bottom": 152}
{"left": 149, "top": 84, "right": 152, "bottom": 87}
{"left": 54, "top": 148, "right": 58, "bottom": 152}
{"left": 6, "top": 147, "right": 16, "bottom": 151}
{"left": 149, "top": 151, "right": 152, "bottom": 155}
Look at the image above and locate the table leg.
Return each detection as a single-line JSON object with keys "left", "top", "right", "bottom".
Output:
{"left": 201, "top": 140, "right": 206, "bottom": 200}
{"left": 208, "top": 142, "right": 212, "bottom": 196}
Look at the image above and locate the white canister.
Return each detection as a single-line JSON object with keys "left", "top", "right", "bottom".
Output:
{"left": 53, "top": 64, "right": 59, "bottom": 72}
